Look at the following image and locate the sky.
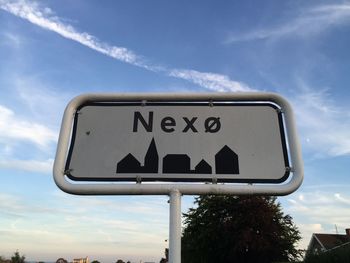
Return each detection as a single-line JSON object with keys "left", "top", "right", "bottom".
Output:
{"left": 0, "top": 0, "right": 350, "bottom": 262}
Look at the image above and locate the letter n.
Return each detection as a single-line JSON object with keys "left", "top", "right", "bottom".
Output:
{"left": 133, "top": 111, "right": 153, "bottom": 132}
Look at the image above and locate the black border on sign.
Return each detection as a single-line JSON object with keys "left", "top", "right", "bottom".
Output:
{"left": 65, "top": 101, "right": 290, "bottom": 184}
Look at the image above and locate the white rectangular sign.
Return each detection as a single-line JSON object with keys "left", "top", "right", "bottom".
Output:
{"left": 66, "top": 102, "right": 288, "bottom": 183}
{"left": 53, "top": 93, "right": 303, "bottom": 195}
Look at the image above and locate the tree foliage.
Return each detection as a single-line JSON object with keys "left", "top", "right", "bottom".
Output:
{"left": 182, "top": 195, "right": 302, "bottom": 263}
{"left": 11, "top": 251, "right": 25, "bottom": 263}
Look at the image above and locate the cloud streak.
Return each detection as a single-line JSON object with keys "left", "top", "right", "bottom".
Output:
{"left": 2, "top": 0, "right": 349, "bottom": 160}
{"left": 0, "top": 0, "right": 139, "bottom": 64}
{"left": 0, "top": 192, "right": 168, "bottom": 262}
{"left": 284, "top": 190, "right": 350, "bottom": 248}
{"left": 291, "top": 87, "right": 350, "bottom": 157}
{"left": 0, "top": 158, "right": 53, "bottom": 173}
{"left": 0, "top": 0, "right": 251, "bottom": 93}
{"left": 226, "top": 4, "right": 350, "bottom": 42}
{"left": 288, "top": 191, "right": 350, "bottom": 227}
{"left": 168, "top": 69, "right": 253, "bottom": 92}
{"left": 0, "top": 104, "right": 57, "bottom": 148}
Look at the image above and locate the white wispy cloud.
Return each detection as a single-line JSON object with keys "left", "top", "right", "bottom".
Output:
{"left": 291, "top": 86, "right": 350, "bottom": 157}
{"left": 288, "top": 191, "right": 350, "bottom": 225}
{"left": 334, "top": 193, "right": 350, "bottom": 205}
{"left": 0, "top": 158, "right": 53, "bottom": 173}
{"left": 226, "top": 3, "right": 350, "bottom": 42}
{"left": 53, "top": 191, "right": 170, "bottom": 219}
{"left": 287, "top": 191, "right": 350, "bottom": 228}
{"left": 0, "top": 0, "right": 140, "bottom": 64}
{"left": 296, "top": 223, "right": 324, "bottom": 249}
{"left": 284, "top": 190, "right": 350, "bottom": 248}
{"left": 2, "top": 0, "right": 349, "bottom": 159}
{"left": 0, "top": 104, "right": 57, "bottom": 148}
{"left": 12, "top": 74, "right": 72, "bottom": 126}
{"left": 168, "top": 69, "right": 253, "bottom": 92}
{"left": 0, "top": 31, "right": 23, "bottom": 48}
{"left": 0, "top": 193, "right": 63, "bottom": 216}
{"left": 0, "top": 192, "right": 168, "bottom": 262}
{"left": 0, "top": 0, "right": 251, "bottom": 93}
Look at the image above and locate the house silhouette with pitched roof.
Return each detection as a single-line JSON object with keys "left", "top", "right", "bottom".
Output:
{"left": 116, "top": 153, "right": 142, "bottom": 173}
{"left": 215, "top": 145, "right": 239, "bottom": 174}
{"left": 194, "top": 159, "right": 212, "bottom": 174}
{"left": 305, "top": 228, "right": 350, "bottom": 258}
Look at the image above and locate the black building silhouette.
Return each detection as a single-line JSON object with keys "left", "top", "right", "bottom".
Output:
{"left": 163, "top": 154, "right": 191, "bottom": 173}
{"left": 116, "top": 153, "right": 142, "bottom": 173}
{"left": 116, "top": 138, "right": 158, "bottom": 173}
{"left": 143, "top": 138, "right": 159, "bottom": 173}
{"left": 163, "top": 156, "right": 213, "bottom": 174}
{"left": 194, "top": 159, "right": 212, "bottom": 174}
{"left": 215, "top": 145, "right": 239, "bottom": 174}
{"left": 117, "top": 138, "right": 239, "bottom": 176}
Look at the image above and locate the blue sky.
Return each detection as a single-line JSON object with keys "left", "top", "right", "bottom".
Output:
{"left": 1, "top": 0, "right": 350, "bottom": 262}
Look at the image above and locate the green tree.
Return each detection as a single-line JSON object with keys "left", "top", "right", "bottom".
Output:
{"left": 11, "top": 251, "right": 25, "bottom": 263}
{"left": 182, "top": 195, "right": 302, "bottom": 263}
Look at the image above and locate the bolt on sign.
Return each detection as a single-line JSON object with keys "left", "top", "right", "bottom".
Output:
{"left": 53, "top": 93, "right": 303, "bottom": 195}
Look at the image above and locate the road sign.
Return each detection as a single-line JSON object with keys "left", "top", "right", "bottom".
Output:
{"left": 53, "top": 93, "right": 303, "bottom": 195}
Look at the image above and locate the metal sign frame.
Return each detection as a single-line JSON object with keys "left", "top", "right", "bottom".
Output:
{"left": 53, "top": 92, "right": 303, "bottom": 196}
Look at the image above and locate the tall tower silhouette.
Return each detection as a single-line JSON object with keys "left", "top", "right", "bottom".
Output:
{"left": 215, "top": 145, "right": 239, "bottom": 174}
{"left": 116, "top": 138, "right": 159, "bottom": 173}
{"left": 143, "top": 138, "right": 159, "bottom": 173}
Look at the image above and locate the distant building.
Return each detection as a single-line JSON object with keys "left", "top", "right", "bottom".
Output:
{"left": 73, "top": 257, "right": 89, "bottom": 263}
{"left": 305, "top": 228, "right": 350, "bottom": 257}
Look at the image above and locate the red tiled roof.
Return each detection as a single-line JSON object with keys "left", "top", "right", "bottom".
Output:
{"left": 314, "top": 233, "right": 350, "bottom": 250}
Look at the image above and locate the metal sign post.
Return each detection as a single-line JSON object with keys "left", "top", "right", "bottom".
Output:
{"left": 53, "top": 92, "right": 304, "bottom": 263}
{"left": 169, "top": 190, "right": 181, "bottom": 263}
